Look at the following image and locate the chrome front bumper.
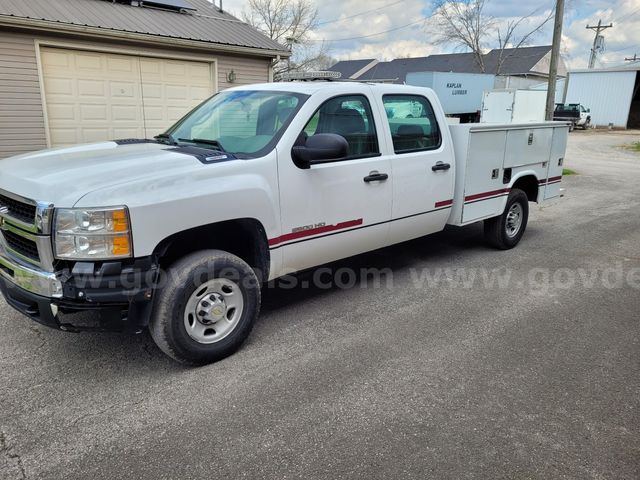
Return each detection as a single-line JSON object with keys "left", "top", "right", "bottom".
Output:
{"left": 0, "top": 242, "right": 62, "bottom": 298}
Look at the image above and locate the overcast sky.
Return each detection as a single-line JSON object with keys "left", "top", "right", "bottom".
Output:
{"left": 220, "top": 0, "right": 640, "bottom": 69}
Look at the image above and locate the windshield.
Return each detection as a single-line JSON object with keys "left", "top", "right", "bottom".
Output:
{"left": 165, "top": 90, "right": 308, "bottom": 158}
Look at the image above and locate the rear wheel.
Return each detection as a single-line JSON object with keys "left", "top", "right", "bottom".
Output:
{"left": 484, "top": 189, "right": 529, "bottom": 250}
{"left": 150, "top": 250, "right": 260, "bottom": 365}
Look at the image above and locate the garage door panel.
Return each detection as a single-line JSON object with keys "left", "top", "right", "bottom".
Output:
{"left": 109, "top": 81, "right": 137, "bottom": 98}
{"left": 77, "top": 79, "right": 105, "bottom": 97}
{"left": 44, "top": 77, "right": 74, "bottom": 95}
{"left": 80, "top": 104, "right": 108, "bottom": 121}
{"left": 41, "top": 47, "right": 214, "bottom": 145}
{"left": 142, "top": 84, "right": 162, "bottom": 99}
{"left": 49, "top": 128, "right": 78, "bottom": 145}
{"left": 81, "top": 129, "right": 111, "bottom": 143}
{"left": 143, "top": 106, "right": 164, "bottom": 121}
{"left": 165, "top": 85, "right": 188, "bottom": 100}
{"left": 75, "top": 53, "right": 102, "bottom": 71}
{"left": 42, "top": 51, "right": 71, "bottom": 68}
{"left": 47, "top": 104, "right": 76, "bottom": 121}
{"left": 111, "top": 105, "right": 140, "bottom": 121}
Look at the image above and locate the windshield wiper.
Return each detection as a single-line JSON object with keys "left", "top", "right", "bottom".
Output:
{"left": 154, "top": 133, "right": 178, "bottom": 145}
{"left": 178, "top": 138, "right": 226, "bottom": 152}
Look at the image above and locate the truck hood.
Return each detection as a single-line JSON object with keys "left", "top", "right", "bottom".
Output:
{"left": 0, "top": 142, "right": 207, "bottom": 207}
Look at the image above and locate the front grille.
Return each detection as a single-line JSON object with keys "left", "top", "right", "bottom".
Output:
{"left": 0, "top": 194, "right": 36, "bottom": 225}
{"left": 2, "top": 230, "right": 40, "bottom": 262}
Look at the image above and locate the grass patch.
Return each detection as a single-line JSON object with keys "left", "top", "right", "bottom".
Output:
{"left": 625, "top": 141, "right": 640, "bottom": 152}
{"left": 562, "top": 168, "right": 577, "bottom": 175}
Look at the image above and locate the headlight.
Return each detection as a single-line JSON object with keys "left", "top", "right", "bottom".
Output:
{"left": 54, "top": 207, "right": 132, "bottom": 260}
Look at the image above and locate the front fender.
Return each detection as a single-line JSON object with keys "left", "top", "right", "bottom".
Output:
{"left": 75, "top": 156, "right": 281, "bottom": 258}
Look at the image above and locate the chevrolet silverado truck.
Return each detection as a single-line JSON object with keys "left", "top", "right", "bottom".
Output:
{"left": 0, "top": 81, "right": 568, "bottom": 364}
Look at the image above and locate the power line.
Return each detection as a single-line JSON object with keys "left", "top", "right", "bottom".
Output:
{"left": 607, "top": 44, "right": 639, "bottom": 53}
{"left": 611, "top": 6, "right": 640, "bottom": 25}
{"left": 317, "top": 0, "right": 405, "bottom": 26}
{"left": 310, "top": 17, "right": 428, "bottom": 43}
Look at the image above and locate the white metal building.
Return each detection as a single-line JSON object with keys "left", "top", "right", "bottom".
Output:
{"left": 564, "top": 65, "right": 640, "bottom": 128}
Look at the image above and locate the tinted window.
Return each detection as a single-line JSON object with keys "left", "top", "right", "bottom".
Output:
{"left": 302, "top": 95, "right": 379, "bottom": 159}
{"left": 383, "top": 95, "right": 442, "bottom": 153}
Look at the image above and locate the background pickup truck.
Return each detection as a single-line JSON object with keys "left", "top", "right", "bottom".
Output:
{"left": 0, "top": 81, "right": 568, "bottom": 364}
{"left": 553, "top": 103, "right": 591, "bottom": 130}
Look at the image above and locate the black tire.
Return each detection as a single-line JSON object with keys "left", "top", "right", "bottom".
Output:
{"left": 484, "top": 188, "right": 529, "bottom": 250}
{"left": 149, "top": 250, "right": 260, "bottom": 365}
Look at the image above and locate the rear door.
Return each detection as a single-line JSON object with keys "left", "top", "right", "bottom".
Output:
{"left": 380, "top": 94, "right": 455, "bottom": 244}
{"left": 544, "top": 126, "right": 568, "bottom": 199}
{"left": 481, "top": 90, "right": 514, "bottom": 123}
{"left": 276, "top": 91, "right": 393, "bottom": 273}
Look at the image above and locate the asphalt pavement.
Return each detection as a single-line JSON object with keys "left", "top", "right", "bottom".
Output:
{"left": 1, "top": 130, "right": 639, "bottom": 479}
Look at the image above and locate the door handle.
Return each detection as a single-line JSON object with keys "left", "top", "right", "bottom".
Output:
{"left": 432, "top": 162, "right": 451, "bottom": 172}
{"left": 363, "top": 171, "right": 389, "bottom": 183}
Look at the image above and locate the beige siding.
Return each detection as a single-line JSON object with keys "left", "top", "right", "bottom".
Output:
{"left": 0, "top": 31, "right": 47, "bottom": 158}
{"left": 217, "top": 54, "right": 271, "bottom": 90}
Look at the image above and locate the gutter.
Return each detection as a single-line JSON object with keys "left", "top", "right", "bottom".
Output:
{"left": 0, "top": 15, "right": 291, "bottom": 59}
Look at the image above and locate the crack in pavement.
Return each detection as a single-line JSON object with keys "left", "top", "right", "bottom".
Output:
{"left": 28, "top": 326, "right": 46, "bottom": 350}
{"left": 0, "top": 430, "right": 27, "bottom": 479}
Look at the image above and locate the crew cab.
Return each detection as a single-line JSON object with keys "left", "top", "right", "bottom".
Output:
{"left": 0, "top": 81, "right": 568, "bottom": 364}
{"left": 554, "top": 103, "right": 591, "bottom": 130}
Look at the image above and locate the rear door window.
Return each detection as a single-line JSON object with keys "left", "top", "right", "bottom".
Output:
{"left": 382, "top": 95, "right": 442, "bottom": 153}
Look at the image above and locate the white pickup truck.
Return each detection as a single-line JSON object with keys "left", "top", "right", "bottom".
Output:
{"left": 0, "top": 81, "right": 568, "bottom": 364}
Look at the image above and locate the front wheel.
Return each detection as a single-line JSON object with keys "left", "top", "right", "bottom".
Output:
{"left": 484, "top": 189, "right": 529, "bottom": 250}
{"left": 149, "top": 250, "right": 260, "bottom": 365}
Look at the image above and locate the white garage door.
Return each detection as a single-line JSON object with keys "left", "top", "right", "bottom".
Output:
{"left": 40, "top": 47, "right": 214, "bottom": 146}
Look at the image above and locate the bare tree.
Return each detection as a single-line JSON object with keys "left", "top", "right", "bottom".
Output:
{"left": 432, "top": 0, "right": 555, "bottom": 74}
{"left": 242, "top": 0, "right": 329, "bottom": 78}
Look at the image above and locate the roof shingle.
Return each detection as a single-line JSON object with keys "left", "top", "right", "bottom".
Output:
{"left": 330, "top": 46, "right": 556, "bottom": 83}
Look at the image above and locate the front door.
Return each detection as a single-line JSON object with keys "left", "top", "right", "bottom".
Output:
{"left": 380, "top": 94, "right": 455, "bottom": 244}
{"left": 276, "top": 93, "right": 393, "bottom": 274}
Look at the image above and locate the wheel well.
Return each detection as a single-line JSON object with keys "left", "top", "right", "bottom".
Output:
{"left": 512, "top": 175, "right": 539, "bottom": 202}
{"left": 153, "top": 218, "right": 270, "bottom": 282}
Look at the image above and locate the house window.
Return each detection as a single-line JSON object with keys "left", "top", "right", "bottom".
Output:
{"left": 383, "top": 95, "right": 442, "bottom": 153}
{"left": 302, "top": 95, "right": 380, "bottom": 160}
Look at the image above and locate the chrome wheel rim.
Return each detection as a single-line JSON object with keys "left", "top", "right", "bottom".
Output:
{"left": 183, "top": 278, "right": 244, "bottom": 344}
{"left": 505, "top": 203, "right": 523, "bottom": 238}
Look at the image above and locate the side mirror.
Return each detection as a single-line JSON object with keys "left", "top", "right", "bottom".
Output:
{"left": 586, "top": 108, "right": 590, "bottom": 113}
{"left": 291, "top": 133, "right": 348, "bottom": 169}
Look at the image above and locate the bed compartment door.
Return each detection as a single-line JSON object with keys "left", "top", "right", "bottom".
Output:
{"left": 461, "top": 130, "right": 508, "bottom": 223}
{"left": 544, "top": 127, "right": 568, "bottom": 199}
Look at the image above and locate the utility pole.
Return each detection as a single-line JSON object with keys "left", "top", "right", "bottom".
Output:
{"left": 546, "top": 0, "right": 565, "bottom": 121}
{"left": 586, "top": 20, "right": 613, "bottom": 68}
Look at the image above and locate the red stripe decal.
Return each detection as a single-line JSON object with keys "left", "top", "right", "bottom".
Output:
{"left": 464, "top": 188, "right": 510, "bottom": 202}
{"left": 269, "top": 218, "right": 363, "bottom": 247}
{"left": 435, "top": 199, "right": 453, "bottom": 208}
{"left": 539, "top": 175, "right": 562, "bottom": 185}
{"left": 546, "top": 180, "right": 561, "bottom": 185}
